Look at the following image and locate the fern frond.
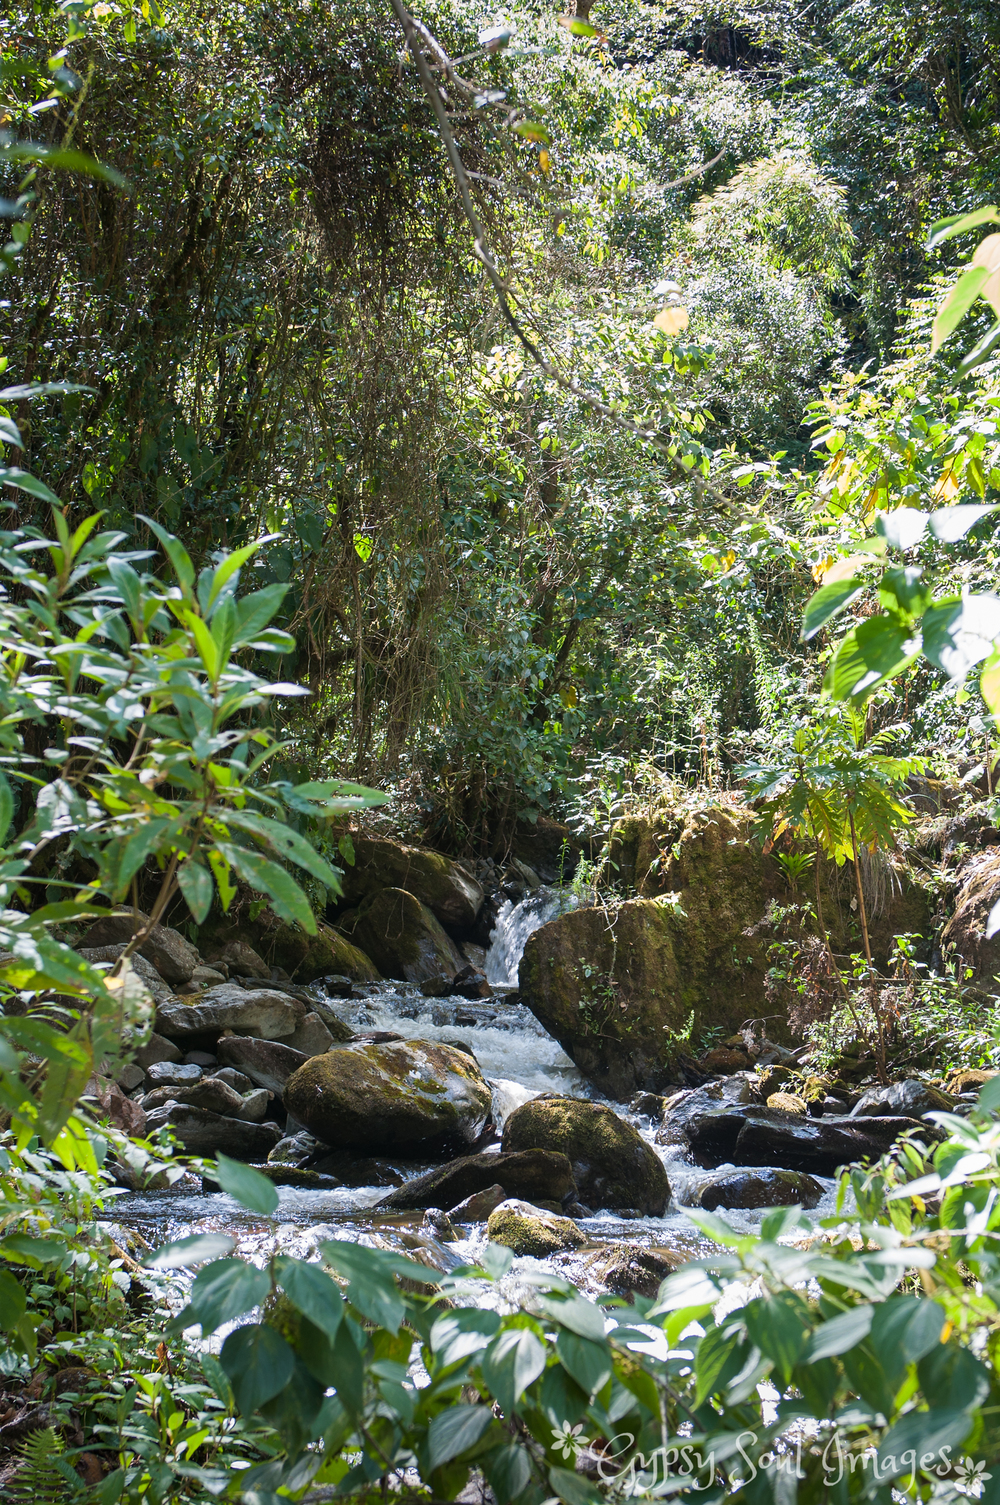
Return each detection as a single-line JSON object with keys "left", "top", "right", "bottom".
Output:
{"left": 9, "top": 1425, "right": 82, "bottom": 1505}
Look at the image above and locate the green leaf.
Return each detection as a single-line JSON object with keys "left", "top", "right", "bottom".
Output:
{"left": 981, "top": 650, "right": 1000, "bottom": 721}
{"left": 555, "top": 1331, "right": 611, "bottom": 1398}
{"left": 119, "top": 818, "right": 173, "bottom": 886}
{"left": 177, "top": 860, "right": 213, "bottom": 923}
{"left": 801, "top": 578, "right": 865, "bottom": 641}
{"left": 0, "top": 1233, "right": 67, "bottom": 1266}
{"left": 933, "top": 265, "right": 992, "bottom": 351}
{"left": 547, "top": 1465, "right": 602, "bottom": 1505}
{"left": 535, "top": 1293, "right": 605, "bottom": 1341}
{"left": 744, "top": 1295, "right": 810, "bottom": 1381}
{"left": 275, "top": 1256, "right": 343, "bottom": 1340}
{"left": 234, "top": 583, "right": 288, "bottom": 643}
{"left": 879, "top": 565, "right": 932, "bottom": 618}
{"left": 139, "top": 514, "right": 195, "bottom": 593}
{"left": 803, "top": 1303, "right": 873, "bottom": 1361}
{"left": 979, "top": 1076, "right": 1000, "bottom": 1111}
{"left": 922, "top": 594, "right": 1000, "bottom": 680}
{"left": 0, "top": 1268, "right": 27, "bottom": 1329}
{"left": 481, "top": 1327, "right": 547, "bottom": 1412}
{"left": 684, "top": 1209, "right": 744, "bottom": 1246}
{"left": 214, "top": 1153, "right": 279, "bottom": 1215}
{"left": 928, "top": 504, "right": 998, "bottom": 542}
{"left": 216, "top": 843, "right": 316, "bottom": 932}
{"left": 694, "top": 1321, "right": 744, "bottom": 1404}
{"left": 513, "top": 120, "right": 552, "bottom": 144}
{"left": 0, "top": 773, "right": 13, "bottom": 844}
{"left": 208, "top": 534, "right": 280, "bottom": 606}
{"left": 926, "top": 206, "right": 1000, "bottom": 249}
{"left": 2, "top": 142, "right": 127, "bottom": 187}
{"left": 221, "top": 810, "right": 343, "bottom": 892}
{"left": 220, "top": 1323, "right": 295, "bottom": 1414}
{"left": 0, "top": 466, "right": 59, "bottom": 503}
{"left": 485, "top": 1444, "right": 532, "bottom": 1505}
{"left": 877, "top": 1410, "right": 972, "bottom": 1478}
{"left": 824, "top": 616, "right": 919, "bottom": 701}
{"left": 143, "top": 1233, "right": 235, "bottom": 1269}
{"left": 190, "top": 1259, "right": 271, "bottom": 1335}
{"left": 876, "top": 508, "right": 928, "bottom": 551}
{"left": 427, "top": 1404, "right": 494, "bottom": 1470}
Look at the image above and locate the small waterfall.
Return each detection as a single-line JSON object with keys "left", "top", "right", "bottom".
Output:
{"left": 485, "top": 886, "right": 578, "bottom": 986}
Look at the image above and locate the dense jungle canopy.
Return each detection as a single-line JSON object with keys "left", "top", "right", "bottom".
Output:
{"left": 6, "top": 0, "right": 1000, "bottom": 854}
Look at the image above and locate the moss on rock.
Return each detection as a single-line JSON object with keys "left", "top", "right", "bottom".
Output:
{"left": 485, "top": 1199, "right": 586, "bottom": 1256}
{"left": 349, "top": 888, "right": 465, "bottom": 983}
{"left": 501, "top": 1096, "right": 669, "bottom": 1215}
{"left": 337, "top": 837, "right": 484, "bottom": 931}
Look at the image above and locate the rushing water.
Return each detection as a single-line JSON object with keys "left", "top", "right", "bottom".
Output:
{"left": 484, "top": 886, "right": 579, "bottom": 986}
{"left": 110, "top": 891, "right": 845, "bottom": 1282}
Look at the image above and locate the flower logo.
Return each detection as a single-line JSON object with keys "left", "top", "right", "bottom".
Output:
{"left": 956, "top": 1458, "right": 992, "bottom": 1498}
{"left": 551, "top": 1421, "right": 589, "bottom": 1461}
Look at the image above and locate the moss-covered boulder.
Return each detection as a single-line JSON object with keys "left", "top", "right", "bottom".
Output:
{"left": 486, "top": 1199, "right": 586, "bottom": 1257}
{"left": 337, "top": 837, "right": 484, "bottom": 931}
{"left": 283, "top": 1038, "right": 492, "bottom": 1153}
{"left": 502, "top": 1097, "right": 669, "bottom": 1215}
{"left": 940, "top": 850, "right": 1000, "bottom": 983}
{"left": 266, "top": 920, "right": 381, "bottom": 984}
{"left": 349, "top": 888, "right": 464, "bottom": 983}
{"left": 586, "top": 1243, "right": 686, "bottom": 1299}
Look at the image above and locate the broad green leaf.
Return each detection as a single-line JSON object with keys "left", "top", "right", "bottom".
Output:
{"left": 0, "top": 1268, "right": 27, "bottom": 1329}
{"left": 803, "top": 1303, "right": 873, "bottom": 1361}
{"left": 3, "top": 142, "right": 127, "bottom": 186}
{"left": 139, "top": 514, "right": 195, "bottom": 592}
{"left": 430, "top": 1308, "right": 501, "bottom": 1365}
{"left": 220, "top": 1323, "right": 295, "bottom": 1414}
{"left": 275, "top": 1256, "right": 343, "bottom": 1340}
{"left": 879, "top": 565, "right": 932, "bottom": 617}
{"left": 513, "top": 120, "right": 552, "bottom": 144}
{"left": 555, "top": 1331, "right": 611, "bottom": 1398}
{"left": 188, "top": 612, "right": 220, "bottom": 680}
{"left": 981, "top": 650, "right": 1000, "bottom": 721}
{"left": 922, "top": 593, "right": 1000, "bottom": 680}
{"left": 0, "top": 1233, "right": 68, "bottom": 1266}
{"left": 190, "top": 1258, "right": 271, "bottom": 1335}
{"left": 932, "top": 265, "right": 991, "bottom": 351}
{"left": 119, "top": 818, "right": 173, "bottom": 886}
{"left": 221, "top": 809, "right": 343, "bottom": 892}
{"left": 481, "top": 1327, "right": 547, "bottom": 1412}
{"left": 214, "top": 1153, "right": 279, "bottom": 1215}
{"left": 217, "top": 842, "right": 316, "bottom": 932}
{"left": 427, "top": 1404, "right": 493, "bottom": 1470}
{"left": 535, "top": 1293, "right": 605, "bottom": 1342}
{"left": 143, "top": 1233, "right": 235, "bottom": 1269}
{"left": 927, "top": 206, "right": 1000, "bottom": 249}
{"left": 801, "top": 577, "right": 865, "bottom": 641}
{"left": 824, "top": 616, "right": 919, "bottom": 701}
{"left": 876, "top": 508, "right": 928, "bottom": 551}
{"left": 979, "top": 1075, "right": 1000, "bottom": 1109}
{"left": 877, "top": 1410, "right": 972, "bottom": 1478}
{"left": 0, "top": 774, "right": 13, "bottom": 843}
{"left": 485, "top": 1444, "right": 532, "bottom": 1505}
{"left": 694, "top": 1321, "right": 745, "bottom": 1404}
{"left": 0, "top": 466, "right": 60, "bottom": 503}
{"left": 547, "top": 1465, "right": 602, "bottom": 1505}
{"left": 928, "top": 504, "right": 998, "bottom": 542}
{"left": 744, "top": 1295, "right": 810, "bottom": 1380}
{"left": 234, "top": 582, "right": 288, "bottom": 643}
{"left": 177, "top": 859, "right": 213, "bottom": 923}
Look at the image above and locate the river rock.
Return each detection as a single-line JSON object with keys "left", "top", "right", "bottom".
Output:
{"left": 511, "top": 814, "right": 580, "bottom": 884}
{"left": 375, "top": 1148, "right": 576, "bottom": 1211}
{"left": 338, "top": 837, "right": 484, "bottom": 931}
{"left": 448, "top": 1184, "right": 508, "bottom": 1221}
{"left": 686, "top": 1109, "right": 938, "bottom": 1176}
{"left": 486, "top": 1199, "right": 586, "bottom": 1257}
{"left": 80, "top": 911, "right": 200, "bottom": 985}
{"left": 79, "top": 946, "right": 176, "bottom": 1004}
{"left": 215, "top": 1036, "right": 309, "bottom": 1094}
{"left": 684, "top": 1167, "right": 824, "bottom": 1210}
{"left": 267, "top": 1132, "right": 319, "bottom": 1165}
{"left": 349, "top": 888, "right": 465, "bottom": 984}
{"left": 215, "top": 1066, "right": 253, "bottom": 1093}
{"left": 133, "top": 1032, "right": 183, "bottom": 1069}
{"left": 144, "top": 1103, "right": 282, "bottom": 1159}
{"left": 238, "top": 1088, "right": 270, "bottom": 1122}
{"left": 586, "top": 1243, "right": 686, "bottom": 1300}
{"left": 767, "top": 1091, "right": 808, "bottom": 1115}
{"left": 207, "top": 940, "right": 270, "bottom": 979}
{"left": 307, "top": 1000, "right": 356, "bottom": 1042}
{"left": 146, "top": 1060, "right": 202, "bottom": 1088}
{"left": 502, "top": 1097, "right": 670, "bottom": 1215}
{"left": 284, "top": 1012, "right": 336, "bottom": 1056}
{"left": 267, "top": 920, "right": 382, "bottom": 983}
{"left": 850, "top": 1079, "right": 954, "bottom": 1118}
{"left": 940, "top": 850, "right": 1000, "bottom": 981}
{"left": 155, "top": 985, "right": 304, "bottom": 1041}
{"left": 946, "top": 1067, "right": 997, "bottom": 1095}
{"left": 83, "top": 1075, "right": 147, "bottom": 1137}
{"left": 181, "top": 1075, "right": 248, "bottom": 1117}
{"left": 655, "top": 1081, "right": 752, "bottom": 1147}
{"left": 283, "top": 1038, "right": 492, "bottom": 1152}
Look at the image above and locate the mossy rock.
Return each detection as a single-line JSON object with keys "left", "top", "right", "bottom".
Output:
{"left": 337, "top": 837, "right": 484, "bottom": 931}
{"left": 765, "top": 1091, "right": 808, "bottom": 1115}
{"left": 283, "top": 1038, "right": 492, "bottom": 1153}
{"left": 486, "top": 1199, "right": 586, "bottom": 1257}
{"left": 502, "top": 1096, "right": 670, "bottom": 1215}
{"left": 265, "top": 920, "right": 381, "bottom": 984}
{"left": 349, "top": 888, "right": 464, "bottom": 983}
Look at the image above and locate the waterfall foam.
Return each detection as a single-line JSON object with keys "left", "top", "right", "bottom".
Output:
{"left": 484, "top": 886, "right": 579, "bottom": 986}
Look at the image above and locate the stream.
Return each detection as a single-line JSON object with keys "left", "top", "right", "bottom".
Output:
{"left": 111, "top": 890, "right": 844, "bottom": 1293}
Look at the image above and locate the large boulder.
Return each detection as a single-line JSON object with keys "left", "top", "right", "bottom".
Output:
{"left": 511, "top": 815, "right": 581, "bottom": 884}
{"left": 265, "top": 921, "right": 381, "bottom": 984}
{"left": 80, "top": 911, "right": 200, "bottom": 985}
{"left": 155, "top": 984, "right": 304, "bottom": 1041}
{"left": 206, "top": 940, "right": 270, "bottom": 979}
{"left": 683, "top": 1167, "right": 824, "bottom": 1211}
{"left": 376, "top": 1148, "right": 576, "bottom": 1211}
{"left": 502, "top": 1097, "right": 670, "bottom": 1215}
{"left": 851, "top": 1079, "right": 954, "bottom": 1119}
{"left": 683, "top": 1105, "right": 937, "bottom": 1176}
{"left": 283, "top": 1039, "right": 493, "bottom": 1153}
{"left": 144, "top": 1103, "right": 282, "bottom": 1160}
{"left": 486, "top": 1199, "right": 586, "bottom": 1257}
{"left": 940, "top": 850, "right": 1000, "bottom": 982}
{"left": 216, "top": 1036, "right": 309, "bottom": 1095}
{"left": 349, "top": 888, "right": 465, "bottom": 984}
{"left": 337, "top": 838, "right": 484, "bottom": 932}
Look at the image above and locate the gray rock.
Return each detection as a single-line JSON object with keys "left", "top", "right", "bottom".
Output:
{"left": 267, "top": 1132, "right": 319, "bottom": 1166}
{"left": 685, "top": 1109, "right": 941, "bottom": 1176}
{"left": 448, "top": 1183, "right": 507, "bottom": 1221}
{"left": 116, "top": 1062, "right": 146, "bottom": 1091}
{"left": 208, "top": 940, "right": 271, "bottom": 980}
{"left": 283, "top": 1011, "right": 336, "bottom": 1056}
{"left": 216, "top": 1036, "right": 309, "bottom": 1094}
{"left": 155, "top": 985, "right": 305, "bottom": 1041}
{"left": 190, "top": 966, "right": 227, "bottom": 987}
{"left": 350, "top": 888, "right": 466, "bottom": 984}
{"left": 78, "top": 946, "right": 176, "bottom": 1004}
{"left": 503, "top": 1097, "right": 670, "bottom": 1216}
{"left": 338, "top": 837, "right": 484, "bottom": 930}
{"left": 421, "top": 1209, "right": 458, "bottom": 1242}
{"left": 586, "top": 1243, "right": 686, "bottom": 1300}
{"left": 486, "top": 1199, "right": 585, "bottom": 1256}
{"left": 184, "top": 1050, "right": 217, "bottom": 1067}
{"left": 684, "top": 1167, "right": 824, "bottom": 1211}
{"left": 851, "top": 1079, "right": 954, "bottom": 1119}
{"left": 656, "top": 1079, "right": 752, "bottom": 1147}
{"left": 238, "top": 1088, "right": 270, "bottom": 1123}
{"left": 146, "top": 1060, "right": 203, "bottom": 1087}
{"left": 181, "top": 1076, "right": 246, "bottom": 1116}
{"left": 215, "top": 1067, "right": 253, "bottom": 1093}
{"left": 377, "top": 1149, "right": 577, "bottom": 1211}
{"left": 80, "top": 912, "right": 200, "bottom": 985}
{"left": 146, "top": 1103, "right": 282, "bottom": 1160}
{"left": 134, "top": 1032, "right": 183, "bottom": 1069}
{"left": 321, "top": 975, "right": 354, "bottom": 998}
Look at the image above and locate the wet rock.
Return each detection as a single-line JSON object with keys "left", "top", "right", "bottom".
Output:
{"left": 309, "top": 1153, "right": 407, "bottom": 1187}
{"left": 283, "top": 1011, "right": 336, "bottom": 1056}
{"left": 268, "top": 1132, "right": 319, "bottom": 1166}
{"left": 337, "top": 837, "right": 484, "bottom": 931}
{"left": 133, "top": 1032, "right": 183, "bottom": 1070}
{"left": 284, "top": 1038, "right": 493, "bottom": 1153}
{"left": 420, "top": 973, "right": 456, "bottom": 998}
{"left": 376, "top": 1148, "right": 576, "bottom": 1211}
{"left": 253, "top": 1164, "right": 341, "bottom": 1189}
{"left": 629, "top": 1092, "right": 667, "bottom": 1119}
{"left": 452, "top": 965, "right": 492, "bottom": 1000}
{"left": 208, "top": 940, "right": 270, "bottom": 980}
{"left": 267, "top": 920, "right": 382, "bottom": 984}
{"left": 755, "top": 1064, "right": 798, "bottom": 1099}
{"left": 322, "top": 975, "right": 355, "bottom": 998}
{"left": 766, "top": 1091, "right": 808, "bottom": 1115}
{"left": 511, "top": 814, "right": 580, "bottom": 884}
{"left": 215, "top": 1066, "right": 253, "bottom": 1094}
{"left": 940, "top": 850, "right": 1000, "bottom": 981}
{"left": 190, "top": 966, "right": 227, "bottom": 988}
{"left": 238, "top": 1088, "right": 270, "bottom": 1122}
{"left": 460, "top": 942, "right": 488, "bottom": 971}
{"left": 80, "top": 911, "right": 200, "bottom": 985}
{"left": 156, "top": 985, "right": 304, "bottom": 1042}
{"left": 700, "top": 1046, "right": 752, "bottom": 1074}
{"left": 721, "top": 1112, "right": 939, "bottom": 1176}
{"left": 502, "top": 1097, "right": 670, "bottom": 1216}
{"left": 181, "top": 1076, "right": 245, "bottom": 1117}
{"left": 350, "top": 888, "right": 466, "bottom": 984}
{"left": 422, "top": 1209, "right": 458, "bottom": 1242}
{"left": 684, "top": 1167, "right": 824, "bottom": 1210}
{"left": 486, "top": 1199, "right": 586, "bottom": 1257}
{"left": 655, "top": 1079, "right": 751, "bottom": 1147}
{"left": 946, "top": 1067, "right": 997, "bottom": 1096}
{"left": 144, "top": 1104, "right": 282, "bottom": 1160}
{"left": 83, "top": 1076, "right": 147, "bottom": 1137}
{"left": 307, "top": 1000, "right": 356, "bottom": 1041}
{"left": 146, "top": 1060, "right": 203, "bottom": 1088}
{"left": 79, "top": 946, "right": 176, "bottom": 1004}
{"left": 586, "top": 1243, "right": 686, "bottom": 1300}
{"left": 116, "top": 1062, "right": 146, "bottom": 1091}
{"left": 216, "top": 1036, "right": 309, "bottom": 1095}
{"left": 851, "top": 1079, "right": 954, "bottom": 1119}
{"left": 448, "top": 1184, "right": 508, "bottom": 1221}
